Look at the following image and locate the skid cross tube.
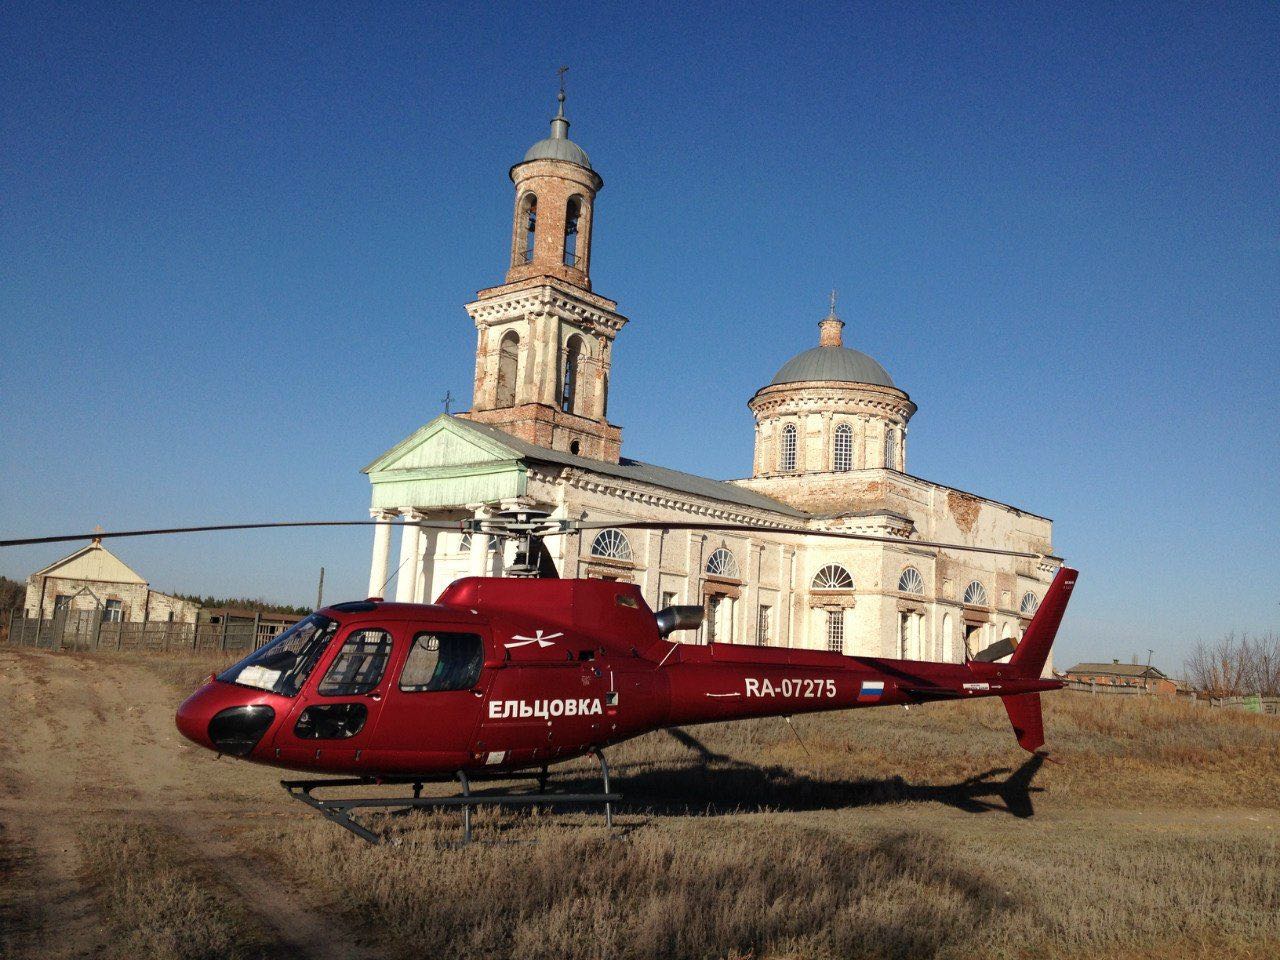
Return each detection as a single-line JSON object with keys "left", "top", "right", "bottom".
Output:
{"left": 282, "top": 755, "right": 620, "bottom": 845}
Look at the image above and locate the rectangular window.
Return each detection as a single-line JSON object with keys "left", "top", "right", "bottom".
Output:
{"left": 53, "top": 595, "right": 71, "bottom": 615}
{"left": 400, "top": 632, "right": 484, "bottom": 692}
{"left": 826, "top": 609, "right": 844, "bottom": 654}
{"left": 660, "top": 591, "right": 677, "bottom": 610}
{"left": 318, "top": 629, "right": 393, "bottom": 697}
{"left": 104, "top": 600, "right": 123, "bottom": 623}
{"left": 706, "top": 595, "right": 722, "bottom": 643}
{"left": 757, "top": 605, "right": 771, "bottom": 646}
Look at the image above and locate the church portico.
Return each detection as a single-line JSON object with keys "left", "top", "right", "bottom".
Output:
{"left": 361, "top": 91, "right": 1059, "bottom": 667}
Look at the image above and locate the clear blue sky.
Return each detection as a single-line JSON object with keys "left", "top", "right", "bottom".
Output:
{"left": 2, "top": 2, "right": 1276, "bottom": 670}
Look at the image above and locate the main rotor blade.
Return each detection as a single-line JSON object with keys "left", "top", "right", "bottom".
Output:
{"left": 562, "top": 520, "right": 1049, "bottom": 561}
{"left": 0, "top": 519, "right": 465, "bottom": 549}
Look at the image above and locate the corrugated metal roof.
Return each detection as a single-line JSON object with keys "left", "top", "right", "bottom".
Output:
{"left": 451, "top": 417, "right": 808, "bottom": 518}
{"left": 1064, "top": 662, "right": 1169, "bottom": 679}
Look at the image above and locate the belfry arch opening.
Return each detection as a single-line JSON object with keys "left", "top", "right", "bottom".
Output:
{"left": 517, "top": 193, "right": 537, "bottom": 265}
{"left": 563, "top": 196, "right": 583, "bottom": 267}
{"left": 561, "top": 335, "right": 584, "bottom": 415}
{"left": 495, "top": 331, "right": 520, "bottom": 407}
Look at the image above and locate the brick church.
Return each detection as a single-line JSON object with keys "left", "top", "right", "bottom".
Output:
{"left": 361, "top": 92, "right": 1060, "bottom": 661}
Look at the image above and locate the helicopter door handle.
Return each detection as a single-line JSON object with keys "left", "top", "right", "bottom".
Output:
{"left": 367, "top": 693, "right": 382, "bottom": 702}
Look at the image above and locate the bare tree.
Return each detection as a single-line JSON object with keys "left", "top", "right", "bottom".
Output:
{"left": 1185, "top": 632, "right": 1280, "bottom": 696}
{"left": 1242, "top": 632, "right": 1280, "bottom": 696}
{"left": 1185, "top": 633, "right": 1248, "bottom": 696}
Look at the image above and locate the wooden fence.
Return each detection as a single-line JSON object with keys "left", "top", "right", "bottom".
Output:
{"left": 1062, "top": 679, "right": 1279, "bottom": 714}
{"left": 3, "top": 610, "right": 292, "bottom": 656}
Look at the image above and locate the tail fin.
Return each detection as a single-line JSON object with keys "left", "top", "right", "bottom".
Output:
{"left": 1002, "top": 693, "right": 1045, "bottom": 752}
{"left": 1008, "top": 567, "right": 1078, "bottom": 679}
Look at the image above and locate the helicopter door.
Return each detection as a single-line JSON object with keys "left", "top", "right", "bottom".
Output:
{"left": 272, "top": 625, "right": 395, "bottom": 769}
{"left": 363, "top": 630, "right": 489, "bottom": 770}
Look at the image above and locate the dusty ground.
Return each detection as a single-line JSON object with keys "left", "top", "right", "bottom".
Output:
{"left": 0, "top": 645, "right": 1277, "bottom": 959}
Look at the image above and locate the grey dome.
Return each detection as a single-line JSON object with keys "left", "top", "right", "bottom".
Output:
{"left": 770, "top": 346, "right": 895, "bottom": 388}
{"left": 518, "top": 92, "right": 593, "bottom": 171}
{"left": 523, "top": 135, "right": 592, "bottom": 169}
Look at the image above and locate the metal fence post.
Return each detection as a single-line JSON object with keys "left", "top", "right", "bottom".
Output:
{"left": 5, "top": 608, "right": 14, "bottom": 646}
{"left": 220, "top": 616, "right": 229, "bottom": 652}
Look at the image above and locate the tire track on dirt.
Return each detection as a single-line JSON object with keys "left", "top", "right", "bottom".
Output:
{"left": 0, "top": 650, "right": 376, "bottom": 960}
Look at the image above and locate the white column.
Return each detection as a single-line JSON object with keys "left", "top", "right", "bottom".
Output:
{"left": 367, "top": 509, "right": 397, "bottom": 599}
{"left": 417, "top": 530, "right": 439, "bottom": 603}
{"left": 395, "top": 511, "right": 423, "bottom": 602}
{"left": 468, "top": 507, "right": 491, "bottom": 577}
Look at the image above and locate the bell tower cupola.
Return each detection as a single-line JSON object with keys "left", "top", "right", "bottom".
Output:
{"left": 505, "top": 90, "right": 603, "bottom": 291}
{"left": 460, "top": 82, "right": 628, "bottom": 463}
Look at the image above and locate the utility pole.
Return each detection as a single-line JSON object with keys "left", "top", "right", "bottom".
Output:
{"left": 316, "top": 566, "right": 325, "bottom": 609}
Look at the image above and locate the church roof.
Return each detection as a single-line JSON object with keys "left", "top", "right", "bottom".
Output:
{"left": 448, "top": 417, "right": 807, "bottom": 518}
{"left": 365, "top": 416, "right": 807, "bottom": 519}
{"left": 770, "top": 345, "right": 895, "bottom": 388}
{"left": 519, "top": 92, "right": 592, "bottom": 171}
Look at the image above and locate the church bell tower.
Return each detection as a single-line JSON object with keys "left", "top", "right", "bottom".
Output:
{"left": 460, "top": 88, "right": 627, "bottom": 462}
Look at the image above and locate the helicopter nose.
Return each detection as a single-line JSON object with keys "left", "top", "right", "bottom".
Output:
{"left": 175, "top": 683, "right": 219, "bottom": 749}
{"left": 176, "top": 682, "right": 277, "bottom": 757}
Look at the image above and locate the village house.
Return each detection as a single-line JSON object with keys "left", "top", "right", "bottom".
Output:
{"left": 1061, "top": 661, "right": 1179, "bottom": 695}
{"left": 24, "top": 538, "right": 200, "bottom": 625}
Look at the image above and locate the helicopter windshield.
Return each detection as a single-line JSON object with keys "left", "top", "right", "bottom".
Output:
{"left": 217, "top": 613, "right": 338, "bottom": 696}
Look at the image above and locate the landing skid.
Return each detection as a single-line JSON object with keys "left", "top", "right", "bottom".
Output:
{"left": 281, "top": 748, "right": 619, "bottom": 845}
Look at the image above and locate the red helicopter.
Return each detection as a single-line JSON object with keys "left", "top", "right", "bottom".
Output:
{"left": 4, "top": 515, "right": 1077, "bottom": 843}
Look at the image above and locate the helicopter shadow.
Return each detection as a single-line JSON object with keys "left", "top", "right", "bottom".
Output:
{"left": 554, "top": 729, "right": 1047, "bottom": 820}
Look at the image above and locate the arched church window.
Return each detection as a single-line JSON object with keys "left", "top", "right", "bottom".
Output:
{"left": 963, "top": 580, "right": 989, "bottom": 606}
{"left": 898, "top": 567, "right": 924, "bottom": 595}
{"left": 563, "top": 196, "right": 582, "bottom": 267}
{"left": 590, "top": 529, "right": 632, "bottom": 562}
{"left": 459, "top": 533, "right": 501, "bottom": 553}
{"left": 884, "top": 427, "right": 898, "bottom": 470}
{"left": 812, "top": 564, "right": 854, "bottom": 590}
{"left": 519, "top": 193, "right": 537, "bottom": 263}
{"left": 495, "top": 331, "right": 520, "bottom": 407}
{"left": 705, "top": 547, "right": 739, "bottom": 579}
{"left": 561, "top": 336, "right": 583, "bottom": 415}
{"left": 833, "top": 423, "right": 853, "bottom": 472}
{"left": 780, "top": 424, "right": 797, "bottom": 472}
{"left": 1020, "top": 591, "right": 1040, "bottom": 615}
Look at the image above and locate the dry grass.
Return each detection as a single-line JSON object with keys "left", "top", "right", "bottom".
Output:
{"left": 262, "top": 814, "right": 1279, "bottom": 960}
{"left": 231, "top": 692, "right": 1280, "bottom": 960}
{"left": 76, "top": 823, "right": 279, "bottom": 960}
{"left": 78, "top": 650, "right": 1280, "bottom": 959}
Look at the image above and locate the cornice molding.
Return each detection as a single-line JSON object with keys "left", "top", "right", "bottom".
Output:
{"left": 467, "top": 283, "right": 627, "bottom": 337}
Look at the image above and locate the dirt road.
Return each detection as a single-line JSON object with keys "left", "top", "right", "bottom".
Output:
{"left": 0, "top": 647, "right": 376, "bottom": 960}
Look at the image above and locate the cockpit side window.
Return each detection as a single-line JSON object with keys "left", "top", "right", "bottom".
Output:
{"left": 317, "top": 628, "right": 393, "bottom": 697}
{"left": 399, "top": 632, "right": 483, "bottom": 692}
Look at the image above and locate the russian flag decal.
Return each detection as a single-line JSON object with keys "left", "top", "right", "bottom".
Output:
{"left": 858, "top": 680, "right": 885, "bottom": 702}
